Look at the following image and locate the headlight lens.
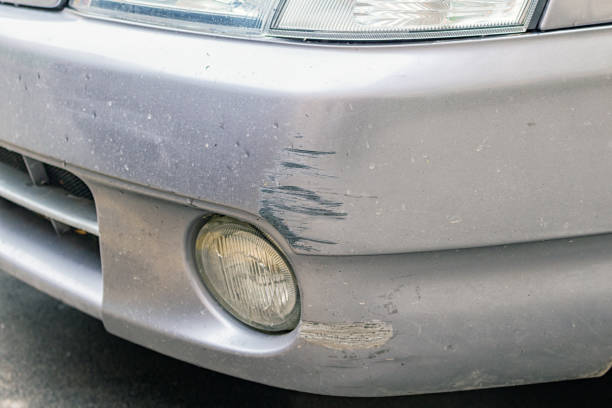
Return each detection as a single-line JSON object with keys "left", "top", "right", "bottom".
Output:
{"left": 70, "top": 0, "right": 278, "bottom": 36}
{"left": 194, "top": 216, "right": 300, "bottom": 332}
{"left": 70, "top": 0, "right": 541, "bottom": 41}
{"left": 271, "top": 0, "right": 539, "bottom": 40}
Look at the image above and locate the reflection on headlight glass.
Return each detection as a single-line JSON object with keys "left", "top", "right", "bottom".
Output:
{"left": 69, "top": 0, "right": 541, "bottom": 40}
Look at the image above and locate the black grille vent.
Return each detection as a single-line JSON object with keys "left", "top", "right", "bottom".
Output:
{"left": 0, "top": 146, "right": 27, "bottom": 173}
{"left": 0, "top": 146, "right": 93, "bottom": 200}
{"left": 46, "top": 165, "right": 94, "bottom": 200}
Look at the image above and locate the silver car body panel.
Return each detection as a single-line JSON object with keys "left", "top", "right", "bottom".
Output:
{"left": 540, "top": 0, "right": 612, "bottom": 30}
{"left": 3, "top": 8, "right": 612, "bottom": 256}
{"left": 3, "top": 4, "right": 612, "bottom": 397}
{"left": 0, "top": 0, "right": 64, "bottom": 9}
{"left": 3, "top": 152, "right": 612, "bottom": 396}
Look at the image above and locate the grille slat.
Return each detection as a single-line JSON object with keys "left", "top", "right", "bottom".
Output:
{"left": 0, "top": 197, "right": 102, "bottom": 318}
{"left": 0, "top": 146, "right": 102, "bottom": 319}
{"left": 0, "top": 147, "right": 94, "bottom": 200}
{"left": 0, "top": 147, "right": 98, "bottom": 235}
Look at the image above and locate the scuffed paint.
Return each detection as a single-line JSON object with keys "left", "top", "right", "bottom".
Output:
{"left": 259, "top": 147, "right": 347, "bottom": 252}
{"left": 284, "top": 148, "right": 336, "bottom": 157}
{"left": 280, "top": 162, "right": 313, "bottom": 170}
{"left": 261, "top": 186, "right": 347, "bottom": 218}
{"left": 300, "top": 321, "right": 393, "bottom": 350}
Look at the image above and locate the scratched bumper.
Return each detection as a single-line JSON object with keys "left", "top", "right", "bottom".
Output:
{"left": 3, "top": 5, "right": 612, "bottom": 396}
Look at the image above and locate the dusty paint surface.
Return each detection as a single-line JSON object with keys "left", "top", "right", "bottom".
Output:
{"left": 300, "top": 321, "right": 393, "bottom": 350}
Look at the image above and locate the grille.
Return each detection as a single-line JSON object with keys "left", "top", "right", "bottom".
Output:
{"left": 0, "top": 146, "right": 98, "bottom": 235}
{"left": 0, "top": 146, "right": 27, "bottom": 173}
{"left": 46, "top": 165, "right": 94, "bottom": 200}
{"left": 0, "top": 145, "right": 102, "bottom": 318}
{"left": 0, "top": 146, "right": 93, "bottom": 200}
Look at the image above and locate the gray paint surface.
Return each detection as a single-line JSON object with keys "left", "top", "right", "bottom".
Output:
{"left": 4, "top": 268, "right": 612, "bottom": 407}
{"left": 0, "top": 0, "right": 64, "bottom": 9}
{"left": 91, "top": 177, "right": 612, "bottom": 396}
{"left": 3, "top": 7, "right": 612, "bottom": 255}
{"left": 6, "top": 161, "right": 610, "bottom": 396}
{"left": 540, "top": 0, "right": 612, "bottom": 30}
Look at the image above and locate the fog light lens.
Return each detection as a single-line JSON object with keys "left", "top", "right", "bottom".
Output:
{"left": 195, "top": 216, "right": 300, "bottom": 332}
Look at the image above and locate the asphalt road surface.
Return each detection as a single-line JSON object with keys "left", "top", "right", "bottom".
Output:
{"left": 1, "top": 270, "right": 611, "bottom": 408}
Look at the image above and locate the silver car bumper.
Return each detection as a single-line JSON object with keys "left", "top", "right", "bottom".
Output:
{"left": 2, "top": 5, "right": 612, "bottom": 396}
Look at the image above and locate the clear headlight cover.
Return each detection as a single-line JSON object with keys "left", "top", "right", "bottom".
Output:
{"left": 69, "top": 0, "right": 541, "bottom": 40}
{"left": 69, "top": 0, "right": 278, "bottom": 36}
{"left": 271, "top": 0, "right": 540, "bottom": 40}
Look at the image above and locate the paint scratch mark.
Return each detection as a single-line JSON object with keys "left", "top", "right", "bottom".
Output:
{"left": 280, "top": 161, "right": 314, "bottom": 170}
{"left": 261, "top": 186, "right": 346, "bottom": 217}
{"left": 259, "top": 205, "right": 337, "bottom": 250}
{"left": 259, "top": 147, "right": 345, "bottom": 251}
{"left": 300, "top": 321, "right": 393, "bottom": 350}
{"left": 285, "top": 148, "right": 336, "bottom": 157}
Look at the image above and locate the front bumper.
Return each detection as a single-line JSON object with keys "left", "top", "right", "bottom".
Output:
{"left": 2, "top": 5, "right": 612, "bottom": 396}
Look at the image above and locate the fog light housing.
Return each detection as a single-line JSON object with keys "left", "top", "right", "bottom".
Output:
{"left": 195, "top": 216, "right": 300, "bottom": 332}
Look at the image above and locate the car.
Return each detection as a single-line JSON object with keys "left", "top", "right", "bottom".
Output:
{"left": 1, "top": 0, "right": 612, "bottom": 397}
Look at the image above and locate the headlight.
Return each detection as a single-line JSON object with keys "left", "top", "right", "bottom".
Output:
{"left": 69, "top": 0, "right": 277, "bottom": 36}
{"left": 194, "top": 216, "right": 300, "bottom": 332}
{"left": 70, "top": 0, "right": 542, "bottom": 41}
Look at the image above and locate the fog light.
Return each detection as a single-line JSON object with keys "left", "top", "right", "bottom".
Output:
{"left": 195, "top": 216, "right": 300, "bottom": 332}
